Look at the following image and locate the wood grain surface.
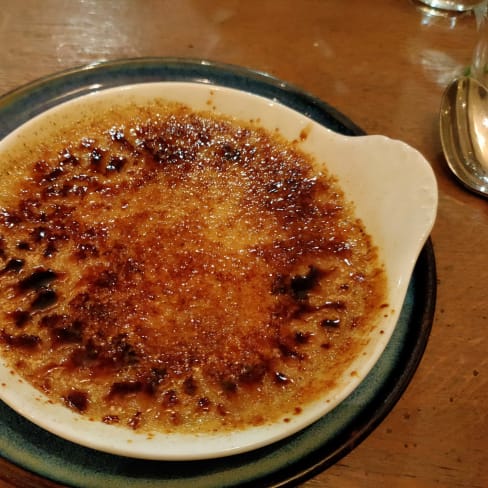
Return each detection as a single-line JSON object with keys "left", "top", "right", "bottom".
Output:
{"left": 0, "top": 1, "right": 486, "bottom": 487}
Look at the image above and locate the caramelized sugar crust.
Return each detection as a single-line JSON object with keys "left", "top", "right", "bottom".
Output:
{"left": 0, "top": 103, "right": 386, "bottom": 433}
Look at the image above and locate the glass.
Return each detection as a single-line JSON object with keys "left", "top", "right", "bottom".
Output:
{"left": 471, "top": 13, "right": 488, "bottom": 87}
{"left": 417, "top": 0, "right": 486, "bottom": 11}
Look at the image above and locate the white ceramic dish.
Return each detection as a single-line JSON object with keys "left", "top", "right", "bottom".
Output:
{"left": 0, "top": 82, "right": 438, "bottom": 460}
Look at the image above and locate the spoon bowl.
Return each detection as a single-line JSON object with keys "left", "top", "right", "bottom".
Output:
{"left": 440, "top": 76, "right": 488, "bottom": 197}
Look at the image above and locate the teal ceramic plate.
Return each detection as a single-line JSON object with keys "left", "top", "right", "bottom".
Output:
{"left": 0, "top": 58, "right": 437, "bottom": 487}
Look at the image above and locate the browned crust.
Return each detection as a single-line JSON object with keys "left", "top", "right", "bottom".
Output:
{"left": 0, "top": 103, "right": 386, "bottom": 433}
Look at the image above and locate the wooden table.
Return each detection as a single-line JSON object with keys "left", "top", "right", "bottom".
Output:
{"left": 0, "top": 1, "right": 486, "bottom": 486}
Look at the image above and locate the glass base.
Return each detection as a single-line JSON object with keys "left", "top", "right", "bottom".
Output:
{"left": 416, "top": 0, "right": 485, "bottom": 11}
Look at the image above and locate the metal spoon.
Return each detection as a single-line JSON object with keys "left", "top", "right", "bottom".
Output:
{"left": 440, "top": 76, "right": 488, "bottom": 197}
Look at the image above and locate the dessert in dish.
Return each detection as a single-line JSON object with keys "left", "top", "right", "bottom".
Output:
{"left": 0, "top": 100, "right": 386, "bottom": 434}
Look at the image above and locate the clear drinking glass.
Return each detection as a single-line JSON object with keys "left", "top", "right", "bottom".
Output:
{"left": 417, "top": 0, "right": 486, "bottom": 11}
{"left": 470, "top": 12, "right": 488, "bottom": 87}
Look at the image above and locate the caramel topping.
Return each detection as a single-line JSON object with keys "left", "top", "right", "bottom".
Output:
{"left": 0, "top": 102, "right": 385, "bottom": 433}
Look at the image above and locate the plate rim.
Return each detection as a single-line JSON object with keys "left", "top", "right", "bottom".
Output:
{"left": 0, "top": 57, "right": 366, "bottom": 138}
